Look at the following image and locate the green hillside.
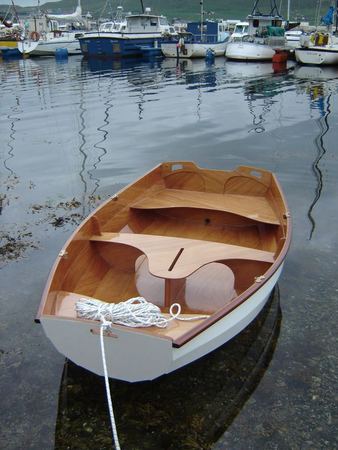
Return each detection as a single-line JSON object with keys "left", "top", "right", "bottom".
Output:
{"left": 1, "top": 0, "right": 335, "bottom": 24}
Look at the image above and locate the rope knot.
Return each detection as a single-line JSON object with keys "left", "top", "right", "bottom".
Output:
{"left": 101, "top": 317, "right": 113, "bottom": 329}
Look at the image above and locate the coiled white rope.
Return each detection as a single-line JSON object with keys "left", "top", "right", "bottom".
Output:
{"left": 76, "top": 296, "right": 208, "bottom": 328}
{"left": 75, "top": 296, "right": 208, "bottom": 450}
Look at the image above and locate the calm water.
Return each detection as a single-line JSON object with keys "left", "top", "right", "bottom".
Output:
{"left": 1, "top": 55, "right": 338, "bottom": 450}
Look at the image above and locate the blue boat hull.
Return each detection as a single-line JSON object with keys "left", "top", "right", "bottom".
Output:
{"left": 79, "top": 36, "right": 162, "bottom": 58}
{"left": 0, "top": 48, "right": 21, "bottom": 58}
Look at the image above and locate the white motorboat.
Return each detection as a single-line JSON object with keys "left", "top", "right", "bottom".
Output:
{"left": 226, "top": 0, "right": 286, "bottom": 61}
{"left": 226, "top": 36, "right": 277, "bottom": 61}
{"left": 227, "top": 21, "right": 249, "bottom": 42}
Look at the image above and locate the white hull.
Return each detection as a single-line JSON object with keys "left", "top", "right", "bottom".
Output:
{"left": 161, "top": 41, "right": 227, "bottom": 58}
{"left": 41, "top": 264, "right": 283, "bottom": 382}
{"left": 295, "top": 46, "right": 338, "bottom": 65}
{"left": 226, "top": 41, "right": 276, "bottom": 61}
{"left": 18, "top": 40, "right": 39, "bottom": 54}
{"left": 18, "top": 33, "right": 82, "bottom": 56}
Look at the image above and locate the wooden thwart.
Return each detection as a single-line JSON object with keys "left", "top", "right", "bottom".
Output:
{"left": 131, "top": 188, "right": 280, "bottom": 225}
{"left": 90, "top": 232, "right": 275, "bottom": 279}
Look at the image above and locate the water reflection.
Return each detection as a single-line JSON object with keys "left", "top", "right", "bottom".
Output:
{"left": 55, "top": 288, "right": 281, "bottom": 449}
{"left": 161, "top": 58, "right": 223, "bottom": 120}
{"left": 309, "top": 94, "right": 331, "bottom": 240}
{"left": 161, "top": 57, "right": 221, "bottom": 89}
{"left": 3, "top": 113, "right": 17, "bottom": 186}
{"left": 293, "top": 66, "right": 335, "bottom": 239}
{"left": 83, "top": 57, "right": 163, "bottom": 74}
{"left": 242, "top": 67, "right": 290, "bottom": 134}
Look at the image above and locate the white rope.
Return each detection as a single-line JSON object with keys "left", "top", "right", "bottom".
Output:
{"left": 76, "top": 296, "right": 208, "bottom": 328}
{"left": 75, "top": 296, "right": 208, "bottom": 450}
{"left": 100, "top": 318, "right": 121, "bottom": 450}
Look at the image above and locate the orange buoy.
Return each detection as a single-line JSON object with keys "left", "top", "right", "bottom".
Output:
{"left": 30, "top": 31, "right": 40, "bottom": 42}
{"left": 272, "top": 50, "right": 288, "bottom": 63}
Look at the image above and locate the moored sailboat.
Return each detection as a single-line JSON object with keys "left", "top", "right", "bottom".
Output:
{"left": 295, "top": 3, "right": 338, "bottom": 65}
{"left": 18, "top": 0, "right": 90, "bottom": 57}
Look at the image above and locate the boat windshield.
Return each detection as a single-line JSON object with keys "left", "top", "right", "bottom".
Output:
{"left": 234, "top": 24, "right": 248, "bottom": 33}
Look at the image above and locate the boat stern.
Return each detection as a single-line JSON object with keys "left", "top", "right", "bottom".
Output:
{"left": 40, "top": 315, "right": 173, "bottom": 382}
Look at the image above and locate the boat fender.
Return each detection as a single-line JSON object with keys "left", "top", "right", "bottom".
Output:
{"left": 55, "top": 48, "right": 69, "bottom": 59}
{"left": 30, "top": 31, "right": 40, "bottom": 41}
{"left": 205, "top": 48, "right": 215, "bottom": 62}
{"left": 177, "top": 36, "right": 185, "bottom": 53}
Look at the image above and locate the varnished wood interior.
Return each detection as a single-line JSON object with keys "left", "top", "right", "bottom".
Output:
{"left": 40, "top": 162, "right": 291, "bottom": 345}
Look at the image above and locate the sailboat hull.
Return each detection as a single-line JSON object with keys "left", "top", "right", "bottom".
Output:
{"left": 295, "top": 46, "right": 338, "bottom": 65}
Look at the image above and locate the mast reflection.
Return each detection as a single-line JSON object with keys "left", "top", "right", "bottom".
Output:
{"left": 308, "top": 91, "right": 331, "bottom": 240}
{"left": 294, "top": 66, "right": 336, "bottom": 240}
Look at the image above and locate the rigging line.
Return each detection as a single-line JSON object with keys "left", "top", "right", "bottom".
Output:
{"left": 307, "top": 93, "right": 331, "bottom": 240}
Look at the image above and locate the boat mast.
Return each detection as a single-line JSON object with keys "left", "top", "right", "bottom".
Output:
{"left": 10, "top": 0, "right": 20, "bottom": 23}
{"left": 251, "top": 0, "right": 260, "bottom": 15}
{"left": 287, "top": 0, "right": 290, "bottom": 21}
{"left": 251, "top": 0, "right": 280, "bottom": 16}
{"left": 140, "top": 0, "right": 145, "bottom": 13}
{"left": 200, "top": 0, "right": 204, "bottom": 40}
{"left": 270, "top": 0, "right": 280, "bottom": 15}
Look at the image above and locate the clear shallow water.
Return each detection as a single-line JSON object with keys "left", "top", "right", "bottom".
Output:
{"left": 1, "top": 55, "right": 338, "bottom": 449}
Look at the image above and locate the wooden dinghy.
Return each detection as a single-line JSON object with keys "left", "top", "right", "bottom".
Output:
{"left": 37, "top": 161, "right": 291, "bottom": 382}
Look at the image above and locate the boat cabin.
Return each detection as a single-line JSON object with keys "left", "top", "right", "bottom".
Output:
{"left": 125, "top": 10, "right": 174, "bottom": 35}
{"left": 186, "top": 20, "right": 230, "bottom": 43}
{"left": 246, "top": 14, "right": 284, "bottom": 38}
{"left": 230, "top": 21, "right": 249, "bottom": 41}
{"left": 99, "top": 21, "right": 127, "bottom": 33}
